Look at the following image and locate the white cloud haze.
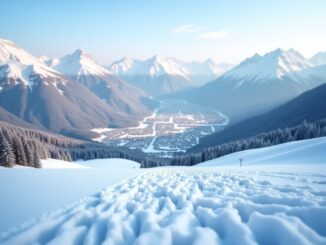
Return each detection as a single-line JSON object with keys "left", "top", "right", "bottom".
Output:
{"left": 172, "top": 25, "right": 200, "bottom": 33}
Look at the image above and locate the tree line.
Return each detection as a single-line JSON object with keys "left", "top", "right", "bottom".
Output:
{"left": 141, "top": 118, "right": 326, "bottom": 167}
{"left": 2, "top": 118, "right": 324, "bottom": 168}
{"left": 0, "top": 121, "right": 166, "bottom": 168}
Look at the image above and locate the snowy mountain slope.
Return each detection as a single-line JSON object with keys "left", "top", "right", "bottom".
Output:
{"left": 0, "top": 38, "right": 144, "bottom": 135}
{"left": 180, "top": 48, "right": 326, "bottom": 121}
{"left": 1, "top": 155, "right": 325, "bottom": 244}
{"left": 310, "top": 51, "right": 326, "bottom": 66}
{"left": 197, "top": 136, "right": 326, "bottom": 167}
{"left": 40, "top": 56, "right": 60, "bottom": 67}
{"left": 0, "top": 106, "right": 39, "bottom": 129}
{"left": 0, "top": 39, "right": 62, "bottom": 89}
{"left": 51, "top": 50, "right": 152, "bottom": 119}
{"left": 223, "top": 48, "right": 312, "bottom": 82}
{"left": 53, "top": 49, "right": 110, "bottom": 77}
{"left": 107, "top": 56, "right": 233, "bottom": 94}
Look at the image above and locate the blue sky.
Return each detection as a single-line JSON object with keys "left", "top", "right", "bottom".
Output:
{"left": 1, "top": 0, "right": 325, "bottom": 64}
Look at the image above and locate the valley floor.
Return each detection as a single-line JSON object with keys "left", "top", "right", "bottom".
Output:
{"left": 92, "top": 99, "right": 229, "bottom": 157}
{"left": 0, "top": 164, "right": 325, "bottom": 245}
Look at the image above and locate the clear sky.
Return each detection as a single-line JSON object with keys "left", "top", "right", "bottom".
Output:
{"left": 1, "top": 0, "right": 325, "bottom": 64}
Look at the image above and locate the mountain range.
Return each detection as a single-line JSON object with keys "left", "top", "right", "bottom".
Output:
{"left": 1, "top": 37, "right": 325, "bottom": 142}
{"left": 177, "top": 48, "right": 326, "bottom": 122}
{"left": 106, "top": 56, "right": 234, "bottom": 95}
{"left": 0, "top": 39, "right": 151, "bottom": 138}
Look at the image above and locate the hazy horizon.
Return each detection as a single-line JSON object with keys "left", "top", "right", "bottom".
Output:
{"left": 1, "top": 0, "right": 326, "bottom": 64}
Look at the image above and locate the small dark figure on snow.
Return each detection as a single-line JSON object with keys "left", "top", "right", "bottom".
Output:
{"left": 239, "top": 158, "right": 243, "bottom": 167}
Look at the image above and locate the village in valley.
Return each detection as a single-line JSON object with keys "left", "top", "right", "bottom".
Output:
{"left": 92, "top": 99, "right": 229, "bottom": 157}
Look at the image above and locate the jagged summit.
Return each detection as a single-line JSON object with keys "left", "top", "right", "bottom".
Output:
{"left": 223, "top": 48, "right": 312, "bottom": 82}
{"left": 52, "top": 49, "right": 110, "bottom": 76}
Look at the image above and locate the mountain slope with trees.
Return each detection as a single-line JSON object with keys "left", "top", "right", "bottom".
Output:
{"left": 154, "top": 118, "right": 326, "bottom": 167}
{"left": 0, "top": 121, "right": 165, "bottom": 168}
{"left": 189, "top": 83, "right": 326, "bottom": 152}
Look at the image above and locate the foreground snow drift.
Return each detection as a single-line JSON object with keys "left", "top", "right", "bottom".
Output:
{"left": 1, "top": 165, "right": 325, "bottom": 245}
{"left": 0, "top": 159, "right": 142, "bottom": 232}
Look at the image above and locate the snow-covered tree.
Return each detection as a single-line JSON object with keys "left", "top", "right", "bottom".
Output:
{"left": 0, "top": 131, "right": 15, "bottom": 167}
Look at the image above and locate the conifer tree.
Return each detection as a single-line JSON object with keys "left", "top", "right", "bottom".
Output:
{"left": 12, "top": 136, "right": 27, "bottom": 165}
{"left": 0, "top": 132, "right": 15, "bottom": 167}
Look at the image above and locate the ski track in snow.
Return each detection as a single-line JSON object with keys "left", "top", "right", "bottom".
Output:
{"left": 1, "top": 167, "right": 326, "bottom": 245}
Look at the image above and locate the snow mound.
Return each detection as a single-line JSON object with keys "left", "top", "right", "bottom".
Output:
{"left": 1, "top": 166, "right": 325, "bottom": 244}
{"left": 197, "top": 137, "right": 326, "bottom": 167}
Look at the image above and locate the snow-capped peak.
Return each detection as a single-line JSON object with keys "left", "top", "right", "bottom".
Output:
{"left": 39, "top": 55, "right": 49, "bottom": 63}
{"left": 53, "top": 49, "right": 110, "bottom": 77}
{"left": 224, "top": 48, "right": 312, "bottom": 81}
{"left": 107, "top": 56, "right": 190, "bottom": 79}
{"left": 309, "top": 51, "right": 326, "bottom": 66}
{"left": 0, "top": 38, "right": 62, "bottom": 88}
{"left": 39, "top": 55, "right": 60, "bottom": 67}
{"left": 0, "top": 39, "right": 48, "bottom": 68}
{"left": 184, "top": 58, "right": 233, "bottom": 78}
{"left": 106, "top": 56, "right": 234, "bottom": 83}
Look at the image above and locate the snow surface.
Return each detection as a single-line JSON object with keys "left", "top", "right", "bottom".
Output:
{"left": 1, "top": 165, "right": 325, "bottom": 245}
{"left": 0, "top": 158, "right": 142, "bottom": 232}
{"left": 0, "top": 138, "right": 325, "bottom": 244}
{"left": 41, "top": 159, "right": 90, "bottom": 169}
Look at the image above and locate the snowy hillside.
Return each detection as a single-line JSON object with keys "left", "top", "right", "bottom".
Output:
{"left": 197, "top": 136, "right": 326, "bottom": 167}
{"left": 1, "top": 139, "right": 325, "bottom": 244}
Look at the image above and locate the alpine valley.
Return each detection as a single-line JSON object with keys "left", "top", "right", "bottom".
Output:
{"left": 2, "top": 2, "right": 326, "bottom": 245}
